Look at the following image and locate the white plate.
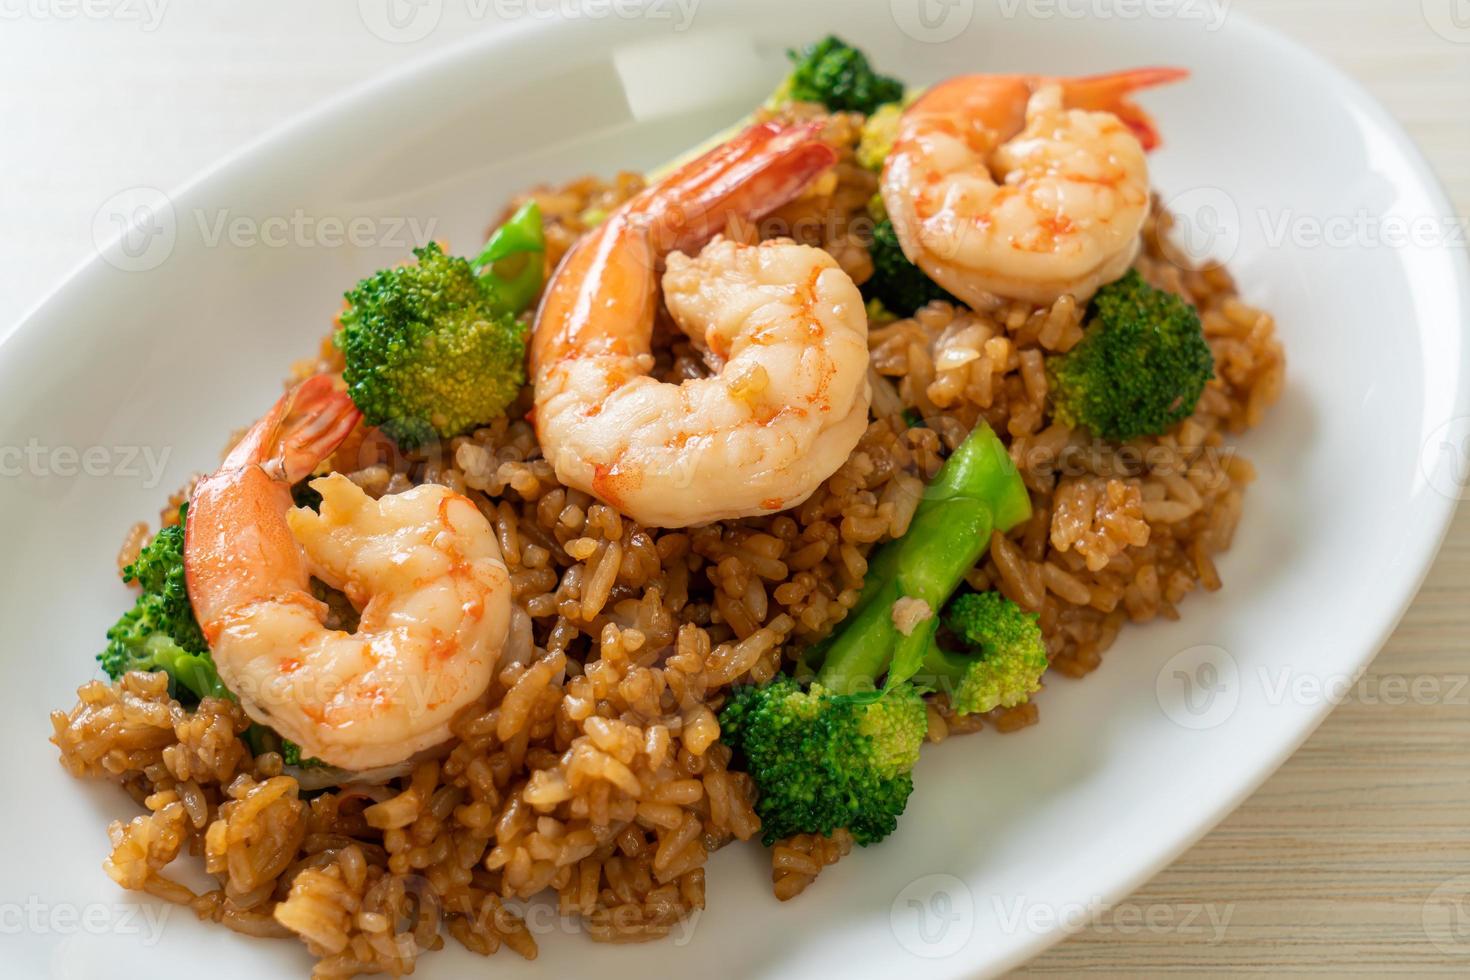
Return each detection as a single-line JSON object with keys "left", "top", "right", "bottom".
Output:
{"left": 4, "top": 3, "right": 1467, "bottom": 978}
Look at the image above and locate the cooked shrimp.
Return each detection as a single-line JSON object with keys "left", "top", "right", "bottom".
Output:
{"left": 881, "top": 68, "right": 1188, "bottom": 308}
{"left": 184, "top": 375, "right": 512, "bottom": 770}
{"left": 531, "top": 121, "right": 870, "bottom": 528}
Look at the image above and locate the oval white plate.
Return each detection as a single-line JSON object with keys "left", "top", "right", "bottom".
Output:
{"left": 4, "top": 3, "right": 1467, "bottom": 978}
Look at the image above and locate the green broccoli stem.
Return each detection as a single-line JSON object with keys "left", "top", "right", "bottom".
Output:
{"left": 142, "top": 633, "right": 232, "bottom": 702}
{"left": 472, "top": 200, "right": 545, "bottom": 317}
{"left": 916, "top": 641, "right": 979, "bottom": 693}
{"left": 815, "top": 421, "right": 1031, "bottom": 696}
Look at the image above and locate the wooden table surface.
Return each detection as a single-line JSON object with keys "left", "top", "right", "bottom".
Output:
{"left": 1018, "top": 1, "right": 1470, "bottom": 974}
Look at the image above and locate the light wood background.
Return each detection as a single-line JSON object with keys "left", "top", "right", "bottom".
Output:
{"left": 0, "top": 1, "right": 1464, "bottom": 976}
{"left": 1018, "top": 2, "right": 1470, "bottom": 974}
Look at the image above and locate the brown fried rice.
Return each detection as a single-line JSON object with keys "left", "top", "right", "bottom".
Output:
{"left": 51, "top": 101, "right": 1284, "bottom": 977}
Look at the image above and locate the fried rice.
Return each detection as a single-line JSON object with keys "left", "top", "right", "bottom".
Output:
{"left": 50, "top": 104, "right": 1284, "bottom": 975}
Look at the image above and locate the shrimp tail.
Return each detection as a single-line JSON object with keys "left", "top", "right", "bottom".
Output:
{"left": 220, "top": 374, "right": 362, "bottom": 483}
{"left": 1056, "top": 67, "right": 1189, "bottom": 151}
{"left": 634, "top": 120, "right": 839, "bottom": 257}
{"left": 186, "top": 375, "right": 361, "bottom": 632}
{"left": 532, "top": 120, "right": 838, "bottom": 376}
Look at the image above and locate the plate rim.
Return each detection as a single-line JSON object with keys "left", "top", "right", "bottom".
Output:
{"left": 7, "top": 5, "right": 1468, "bottom": 976}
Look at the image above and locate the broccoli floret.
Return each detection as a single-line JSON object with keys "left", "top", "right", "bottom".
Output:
{"left": 863, "top": 199, "right": 945, "bottom": 323}
{"left": 785, "top": 35, "right": 904, "bottom": 115}
{"left": 338, "top": 203, "right": 545, "bottom": 449}
{"left": 856, "top": 100, "right": 904, "bottom": 171}
{"left": 1049, "top": 270, "right": 1214, "bottom": 443}
{"left": 720, "top": 422, "right": 1033, "bottom": 845}
{"left": 338, "top": 243, "right": 525, "bottom": 449}
{"left": 917, "top": 592, "right": 1048, "bottom": 715}
{"left": 281, "top": 739, "right": 327, "bottom": 769}
{"left": 720, "top": 678, "right": 925, "bottom": 845}
{"left": 863, "top": 218, "right": 957, "bottom": 318}
{"left": 99, "top": 507, "right": 346, "bottom": 761}
{"left": 99, "top": 505, "right": 228, "bottom": 703}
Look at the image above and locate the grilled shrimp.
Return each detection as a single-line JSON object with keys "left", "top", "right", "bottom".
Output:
{"left": 881, "top": 68, "right": 1187, "bottom": 307}
{"left": 531, "top": 121, "right": 871, "bottom": 528}
{"left": 184, "top": 375, "right": 512, "bottom": 770}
